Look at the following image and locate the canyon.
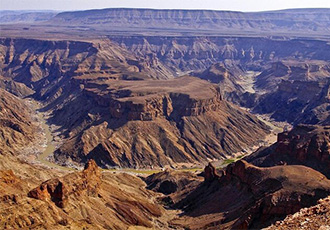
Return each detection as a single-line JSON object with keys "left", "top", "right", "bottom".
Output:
{"left": 0, "top": 7, "right": 330, "bottom": 230}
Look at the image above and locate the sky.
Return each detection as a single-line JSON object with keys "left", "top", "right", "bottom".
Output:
{"left": 1, "top": 0, "right": 330, "bottom": 12}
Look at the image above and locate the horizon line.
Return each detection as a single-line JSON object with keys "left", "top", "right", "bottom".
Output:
{"left": 1, "top": 7, "right": 330, "bottom": 14}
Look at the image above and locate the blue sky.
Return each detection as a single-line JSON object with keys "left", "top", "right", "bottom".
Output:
{"left": 1, "top": 0, "right": 330, "bottom": 11}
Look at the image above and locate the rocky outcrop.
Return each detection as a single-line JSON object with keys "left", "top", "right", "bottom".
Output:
{"left": 82, "top": 76, "right": 223, "bottom": 121}
{"left": 0, "top": 38, "right": 174, "bottom": 105}
{"left": 2, "top": 159, "right": 168, "bottom": 229}
{"left": 145, "top": 169, "right": 202, "bottom": 195}
{"left": 170, "top": 160, "right": 330, "bottom": 229}
{"left": 265, "top": 196, "right": 330, "bottom": 230}
{"left": 28, "top": 178, "right": 67, "bottom": 208}
{"left": 246, "top": 125, "right": 330, "bottom": 178}
{"left": 0, "top": 76, "right": 35, "bottom": 97}
{"left": 255, "top": 61, "right": 330, "bottom": 91}
{"left": 203, "top": 163, "right": 220, "bottom": 182}
{"left": 28, "top": 160, "right": 101, "bottom": 208}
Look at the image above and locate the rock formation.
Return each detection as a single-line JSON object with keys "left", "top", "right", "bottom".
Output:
{"left": 265, "top": 196, "right": 330, "bottom": 230}
{"left": 170, "top": 160, "right": 330, "bottom": 229}
{"left": 252, "top": 61, "right": 330, "bottom": 125}
{"left": 246, "top": 124, "right": 330, "bottom": 178}
{"left": 51, "top": 76, "right": 269, "bottom": 168}
{"left": 111, "top": 37, "right": 330, "bottom": 76}
{"left": 1, "top": 36, "right": 330, "bottom": 168}
{"left": 3, "top": 8, "right": 330, "bottom": 38}
{"left": 203, "top": 162, "right": 220, "bottom": 182}
{"left": 1, "top": 7, "right": 330, "bottom": 230}
{"left": 1, "top": 160, "right": 169, "bottom": 229}
{"left": 28, "top": 160, "right": 101, "bottom": 208}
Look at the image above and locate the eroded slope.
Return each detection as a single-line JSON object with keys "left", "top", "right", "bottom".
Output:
{"left": 52, "top": 76, "right": 269, "bottom": 168}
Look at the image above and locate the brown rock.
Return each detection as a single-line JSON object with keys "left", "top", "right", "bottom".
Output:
{"left": 171, "top": 160, "right": 330, "bottom": 230}
{"left": 28, "top": 160, "right": 100, "bottom": 208}
{"left": 247, "top": 124, "right": 330, "bottom": 178}
{"left": 265, "top": 196, "right": 330, "bottom": 230}
{"left": 54, "top": 76, "right": 270, "bottom": 168}
{"left": 204, "top": 163, "right": 219, "bottom": 182}
{"left": 146, "top": 169, "right": 202, "bottom": 195}
{"left": 28, "top": 179, "right": 67, "bottom": 208}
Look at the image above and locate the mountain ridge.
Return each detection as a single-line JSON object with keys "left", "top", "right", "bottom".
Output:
{"left": 2, "top": 8, "right": 330, "bottom": 39}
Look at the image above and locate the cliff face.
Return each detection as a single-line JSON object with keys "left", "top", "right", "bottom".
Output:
{"left": 170, "top": 160, "right": 330, "bottom": 229}
{"left": 255, "top": 61, "right": 330, "bottom": 91}
{"left": 110, "top": 36, "right": 330, "bottom": 74}
{"left": 253, "top": 61, "right": 330, "bottom": 124}
{"left": 1, "top": 36, "right": 329, "bottom": 168}
{"left": 0, "top": 37, "right": 277, "bottom": 168}
{"left": 0, "top": 89, "right": 38, "bottom": 156}
{"left": 254, "top": 80, "right": 330, "bottom": 123}
{"left": 246, "top": 125, "right": 330, "bottom": 178}
{"left": 82, "top": 76, "right": 224, "bottom": 121}
{"left": 52, "top": 76, "right": 269, "bottom": 168}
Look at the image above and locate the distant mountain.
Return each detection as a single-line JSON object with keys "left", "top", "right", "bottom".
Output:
{"left": 0, "top": 10, "right": 58, "bottom": 24}
{"left": 47, "top": 8, "right": 330, "bottom": 37}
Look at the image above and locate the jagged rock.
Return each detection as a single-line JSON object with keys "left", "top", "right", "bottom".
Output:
{"left": 265, "top": 196, "right": 330, "bottom": 230}
{"left": 170, "top": 160, "right": 330, "bottom": 229}
{"left": 203, "top": 163, "right": 219, "bottom": 182}
{"left": 2, "top": 159, "right": 167, "bottom": 229}
{"left": 246, "top": 124, "right": 330, "bottom": 178}
{"left": 28, "top": 160, "right": 100, "bottom": 208}
{"left": 28, "top": 178, "right": 67, "bottom": 208}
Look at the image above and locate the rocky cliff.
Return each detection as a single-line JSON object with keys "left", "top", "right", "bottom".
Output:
{"left": 170, "top": 160, "right": 330, "bottom": 229}
{"left": 251, "top": 60, "right": 330, "bottom": 124}
{"left": 255, "top": 61, "right": 330, "bottom": 91}
{"left": 111, "top": 36, "right": 330, "bottom": 75}
{"left": 1, "top": 36, "right": 329, "bottom": 168}
{"left": 246, "top": 125, "right": 330, "bottom": 178}
{"left": 51, "top": 76, "right": 269, "bottom": 168}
